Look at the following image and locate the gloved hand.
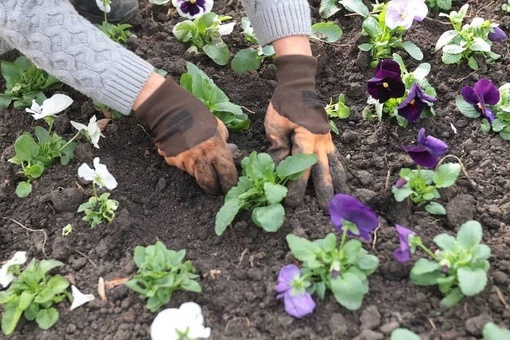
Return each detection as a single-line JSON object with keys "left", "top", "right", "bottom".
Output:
{"left": 266, "top": 55, "right": 347, "bottom": 211}
{"left": 134, "top": 77, "right": 238, "bottom": 195}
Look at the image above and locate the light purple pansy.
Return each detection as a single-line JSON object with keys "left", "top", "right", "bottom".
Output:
{"left": 275, "top": 265, "right": 315, "bottom": 319}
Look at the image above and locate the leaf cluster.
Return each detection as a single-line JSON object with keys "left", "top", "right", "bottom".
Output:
{"left": 325, "top": 93, "right": 350, "bottom": 134}
{"left": 97, "top": 22, "right": 133, "bottom": 45}
{"left": 180, "top": 62, "right": 249, "bottom": 131}
{"left": 125, "top": 241, "right": 201, "bottom": 313}
{"left": 77, "top": 192, "right": 119, "bottom": 228}
{"left": 286, "top": 233, "right": 379, "bottom": 311}
{"left": 8, "top": 127, "right": 76, "bottom": 197}
{"left": 436, "top": 4, "right": 502, "bottom": 70}
{"left": 410, "top": 221, "right": 490, "bottom": 307}
{"left": 503, "top": 0, "right": 510, "bottom": 13}
{"left": 392, "top": 163, "right": 461, "bottom": 215}
{"left": 215, "top": 152, "right": 318, "bottom": 235}
{"left": 0, "top": 56, "right": 61, "bottom": 109}
{"left": 173, "top": 13, "right": 232, "bottom": 65}
{"left": 319, "top": 0, "right": 369, "bottom": 19}
{"left": 0, "top": 259, "right": 69, "bottom": 335}
{"left": 425, "top": 0, "right": 459, "bottom": 11}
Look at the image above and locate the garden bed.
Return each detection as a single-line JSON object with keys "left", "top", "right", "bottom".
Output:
{"left": 1, "top": 0, "right": 510, "bottom": 339}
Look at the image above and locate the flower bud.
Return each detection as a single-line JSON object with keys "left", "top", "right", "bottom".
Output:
{"left": 488, "top": 26, "right": 507, "bottom": 42}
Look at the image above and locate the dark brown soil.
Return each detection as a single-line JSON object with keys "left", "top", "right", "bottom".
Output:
{"left": 1, "top": 1, "right": 510, "bottom": 339}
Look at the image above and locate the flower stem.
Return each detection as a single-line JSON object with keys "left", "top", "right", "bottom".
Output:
{"left": 92, "top": 181, "right": 98, "bottom": 198}
{"left": 418, "top": 244, "right": 438, "bottom": 261}
{"left": 339, "top": 225, "right": 348, "bottom": 250}
{"left": 58, "top": 132, "right": 80, "bottom": 152}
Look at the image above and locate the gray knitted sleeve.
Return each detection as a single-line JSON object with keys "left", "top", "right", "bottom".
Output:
{"left": 242, "top": 0, "right": 311, "bottom": 47}
{"left": 0, "top": 0, "right": 154, "bottom": 115}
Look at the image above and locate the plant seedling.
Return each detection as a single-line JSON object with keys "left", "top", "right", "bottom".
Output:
{"left": 325, "top": 93, "right": 350, "bottom": 134}
{"left": 96, "top": 0, "right": 132, "bottom": 45}
{"left": 215, "top": 152, "right": 317, "bottom": 235}
{"left": 319, "top": 0, "right": 369, "bottom": 19}
{"left": 125, "top": 241, "right": 201, "bottom": 313}
{"left": 425, "top": 0, "right": 459, "bottom": 11}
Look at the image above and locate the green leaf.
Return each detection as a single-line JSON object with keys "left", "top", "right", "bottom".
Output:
{"left": 456, "top": 220, "right": 482, "bottom": 249}
{"left": 16, "top": 181, "right": 32, "bottom": 198}
{"left": 47, "top": 275, "right": 70, "bottom": 294}
{"left": 339, "top": 0, "right": 369, "bottom": 17}
{"left": 433, "top": 163, "right": 461, "bottom": 188}
{"left": 472, "top": 244, "right": 491, "bottom": 262}
{"left": 456, "top": 95, "right": 480, "bottom": 118}
{"left": 425, "top": 202, "right": 446, "bottom": 215}
{"left": 391, "top": 328, "right": 421, "bottom": 340}
{"left": 252, "top": 153, "right": 276, "bottom": 179}
{"left": 471, "top": 38, "right": 491, "bottom": 52}
{"left": 392, "top": 187, "right": 414, "bottom": 202}
{"left": 410, "top": 258, "right": 442, "bottom": 286}
{"left": 286, "top": 234, "right": 321, "bottom": 265}
{"left": 275, "top": 154, "right": 318, "bottom": 180}
{"left": 458, "top": 267, "right": 487, "bottom": 296}
{"left": 440, "top": 287, "right": 464, "bottom": 307}
{"left": 401, "top": 41, "right": 423, "bottom": 61}
{"left": 483, "top": 323, "right": 510, "bottom": 340}
{"left": 203, "top": 41, "right": 230, "bottom": 66}
{"left": 215, "top": 198, "right": 243, "bottom": 235}
{"left": 412, "top": 63, "right": 431, "bottom": 81}
{"left": 310, "top": 22, "right": 343, "bottom": 43}
{"left": 24, "top": 302, "right": 40, "bottom": 321}
{"left": 357, "top": 43, "right": 374, "bottom": 52}
{"left": 34, "top": 126, "right": 50, "bottom": 145}
{"left": 467, "top": 57, "right": 479, "bottom": 71}
{"left": 442, "top": 44, "right": 465, "bottom": 54}
{"left": 231, "top": 48, "right": 262, "bottom": 74}
{"left": 330, "top": 271, "right": 368, "bottom": 310}
{"left": 35, "top": 308, "right": 59, "bottom": 330}
{"left": 181, "top": 279, "right": 202, "bottom": 293}
{"left": 18, "top": 291, "right": 36, "bottom": 311}
{"left": 319, "top": 0, "right": 341, "bottom": 18}
{"left": 252, "top": 204, "right": 285, "bottom": 232}
{"left": 442, "top": 52, "right": 463, "bottom": 64}
{"left": 1, "top": 302, "right": 23, "bottom": 335}
{"left": 357, "top": 253, "right": 379, "bottom": 274}
{"left": 263, "top": 182, "right": 288, "bottom": 204}
{"left": 362, "top": 16, "right": 380, "bottom": 38}
{"left": 435, "top": 30, "right": 459, "bottom": 50}
{"left": 491, "top": 119, "right": 507, "bottom": 132}
{"left": 433, "top": 234, "right": 457, "bottom": 252}
{"left": 13, "top": 133, "right": 39, "bottom": 162}
{"left": 39, "top": 260, "right": 64, "bottom": 275}
{"left": 172, "top": 21, "right": 196, "bottom": 41}
{"left": 321, "top": 233, "right": 337, "bottom": 253}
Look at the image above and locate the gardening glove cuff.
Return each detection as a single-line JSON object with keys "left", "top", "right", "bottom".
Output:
{"left": 271, "top": 55, "right": 330, "bottom": 135}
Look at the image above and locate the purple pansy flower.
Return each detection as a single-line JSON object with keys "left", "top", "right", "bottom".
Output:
{"left": 275, "top": 265, "right": 315, "bottom": 318}
{"left": 385, "top": 0, "right": 428, "bottom": 30}
{"left": 329, "top": 194, "right": 379, "bottom": 242}
{"left": 488, "top": 26, "right": 507, "bottom": 42}
{"left": 397, "top": 83, "right": 437, "bottom": 123}
{"left": 461, "top": 79, "right": 500, "bottom": 122}
{"left": 394, "top": 225, "right": 415, "bottom": 263}
{"left": 172, "top": 0, "right": 213, "bottom": 19}
{"left": 394, "top": 178, "right": 408, "bottom": 188}
{"left": 403, "top": 128, "right": 448, "bottom": 168}
{"left": 367, "top": 59, "right": 406, "bottom": 103}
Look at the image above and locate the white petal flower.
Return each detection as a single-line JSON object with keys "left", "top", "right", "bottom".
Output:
{"left": 218, "top": 22, "right": 235, "bottom": 36}
{"left": 0, "top": 251, "right": 27, "bottom": 288}
{"left": 26, "top": 94, "right": 73, "bottom": 120}
{"left": 151, "top": 302, "right": 211, "bottom": 340}
{"left": 70, "top": 285, "right": 95, "bottom": 310}
{"left": 96, "top": 0, "right": 111, "bottom": 13}
{"left": 78, "top": 157, "right": 117, "bottom": 190}
{"left": 71, "top": 115, "right": 104, "bottom": 148}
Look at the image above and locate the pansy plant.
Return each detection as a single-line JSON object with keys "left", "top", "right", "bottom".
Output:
{"left": 456, "top": 78, "right": 510, "bottom": 140}
{"left": 393, "top": 128, "right": 460, "bottom": 215}
{"left": 325, "top": 93, "right": 350, "bottom": 134}
{"left": 96, "top": 0, "right": 132, "bottom": 45}
{"left": 319, "top": 0, "right": 369, "bottom": 19}
{"left": 282, "top": 194, "right": 379, "bottom": 315}
{"left": 364, "top": 56, "right": 436, "bottom": 126}
{"left": 358, "top": 0, "right": 426, "bottom": 66}
{"left": 173, "top": 12, "right": 234, "bottom": 65}
{"left": 393, "top": 221, "right": 490, "bottom": 307}
{"left": 77, "top": 157, "right": 119, "bottom": 227}
{"left": 436, "top": 4, "right": 506, "bottom": 70}
{"left": 424, "top": 0, "right": 459, "bottom": 11}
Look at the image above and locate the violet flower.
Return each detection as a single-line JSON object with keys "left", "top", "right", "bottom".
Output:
{"left": 394, "top": 225, "right": 415, "bottom": 263}
{"left": 385, "top": 0, "right": 428, "bottom": 30}
{"left": 329, "top": 194, "right": 379, "bottom": 242}
{"left": 367, "top": 59, "right": 406, "bottom": 103}
{"left": 275, "top": 265, "right": 315, "bottom": 319}
{"left": 394, "top": 178, "right": 408, "bottom": 188}
{"left": 397, "top": 83, "right": 436, "bottom": 123}
{"left": 172, "top": 0, "right": 213, "bottom": 19}
{"left": 461, "top": 79, "right": 500, "bottom": 122}
{"left": 488, "top": 26, "right": 507, "bottom": 42}
{"left": 403, "top": 128, "right": 448, "bottom": 168}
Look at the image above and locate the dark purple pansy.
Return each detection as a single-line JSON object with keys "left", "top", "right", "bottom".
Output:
{"left": 461, "top": 79, "right": 500, "bottom": 122}
{"left": 275, "top": 264, "right": 315, "bottom": 318}
{"left": 394, "top": 225, "right": 415, "bottom": 263}
{"left": 172, "top": 0, "right": 213, "bottom": 19}
{"left": 403, "top": 128, "right": 448, "bottom": 168}
{"left": 397, "top": 83, "right": 436, "bottom": 123}
{"left": 488, "top": 26, "right": 507, "bottom": 42}
{"left": 367, "top": 59, "right": 406, "bottom": 103}
{"left": 329, "top": 194, "right": 379, "bottom": 242}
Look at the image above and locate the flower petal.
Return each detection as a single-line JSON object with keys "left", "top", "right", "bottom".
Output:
{"left": 461, "top": 86, "right": 477, "bottom": 105}
{"left": 403, "top": 145, "right": 438, "bottom": 168}
{"left": 276, "top": 264, "right": 300, "bottom": 294}
{"left": 474, "top": 79, "right": 500, "bottom": 105}
{"left": 78, "top": 163, "right": 95, "bottom": 181}
{"left": 422, "top": 135, "right": 448, "bottom": 157}
{"left": 40, "top": 94, "right": 73, "bottom": 116}
{"left": 283, "top": 291, "right": 315, "bottom": 318}
{"left": 70, "top": 285, "right": 95, "bottom": 310}
{"left": 329, "top": 194, "right": 379, "bottom": 241}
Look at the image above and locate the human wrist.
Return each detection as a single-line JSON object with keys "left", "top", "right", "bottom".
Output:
{"left": 132, "top": 72, "right": 166, "bottom": 111}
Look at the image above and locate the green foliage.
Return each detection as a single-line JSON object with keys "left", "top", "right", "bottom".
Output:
{"left": 310, "top": 22, "right": 343, "bottom": 43}
{"left": 392, "top": 163, "right": 461, "bottom": 215}
{"left": 180, "top": 62, "right": 249, "bottom": 130}
{"left": 436, "top": 4, "right": 503, "bottom": 70}
{"left": 425, "top": 0, "right": 459, "bottom": 11}
{"left": 97, "top": 22, "right": 132, "bottom": 45}
{"left": 0, "top": 56, "right": 61, "bottom": 109}
{"left": 215, "top": 152, "right": 318, "bottom": 235}
{"left": 483, "top": 322, "right": 510, "bottom": 339}
{"left": 325, "top": 93, "right": 350, "bottom": 134}
{"left": 457, "top": 83, "right": 510, "bottom": 140}
{"left": 125, "top": 241, "right": 201, "bottom": 313}
{"left": 319, "top": 0, "right": 369, "bottom": 19}
{"left": 8, "top": 127, "right": 76, "bottom": 197}
{"left": 0, "top": 259, "right": 69, "bottom": 335}
{"left": 391, "top": 328, "right": 421, "bottom": 340}
{"left": 93, "top": 99, "right": 123, "bottom": 120}
{"left": 173, "top": 13, "right": 232, "bottom": 65}
{"left": 410, "top": 220, "right": 490, "bottom": 307}
{"left": 77, "top": 192, "right": 119, "bottom": 228}
{"left": 503, "top": 0, "right": 510, "bottom": 13}
{"left": 286, "top": 232, "right": 379, "bottom": 311}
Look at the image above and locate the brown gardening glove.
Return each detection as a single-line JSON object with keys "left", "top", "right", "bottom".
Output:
{"left": 267, "top": 55, "right": 347, "bottom": 211}
{"left": 134, "top": 77, "right": 238, "bottom": 195}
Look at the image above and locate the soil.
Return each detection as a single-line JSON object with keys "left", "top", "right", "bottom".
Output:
{"left": 1, "top": 0, "right": 510, "bottom": 339}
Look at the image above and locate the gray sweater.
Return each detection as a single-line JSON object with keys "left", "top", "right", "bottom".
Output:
{"left": 0, "top": 0, "right": 311, "bottom": 115}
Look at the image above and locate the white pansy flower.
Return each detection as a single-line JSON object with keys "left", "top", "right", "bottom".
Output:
{"left": 218, "top": 22, "right": 235, "bottom": 36}
{"left": 151, "top": 302, "right": 211, "bottom": 340}
{"left": 78, "top": 157, "right": 118, "bottom": 190}
{"left": 70, "top": 285, "right": 95, "bottom": 310}
{"left": 25, "top": 94, "right": 73, "bottom": 120}
{"left": 96, "top": 0, "right": 111, "bottom": 13}
{"left": 71, "top": 115, "right": 104, "bottom": 149}
{"left": 0, "top": 251, "right": 27, "bottom": 288}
